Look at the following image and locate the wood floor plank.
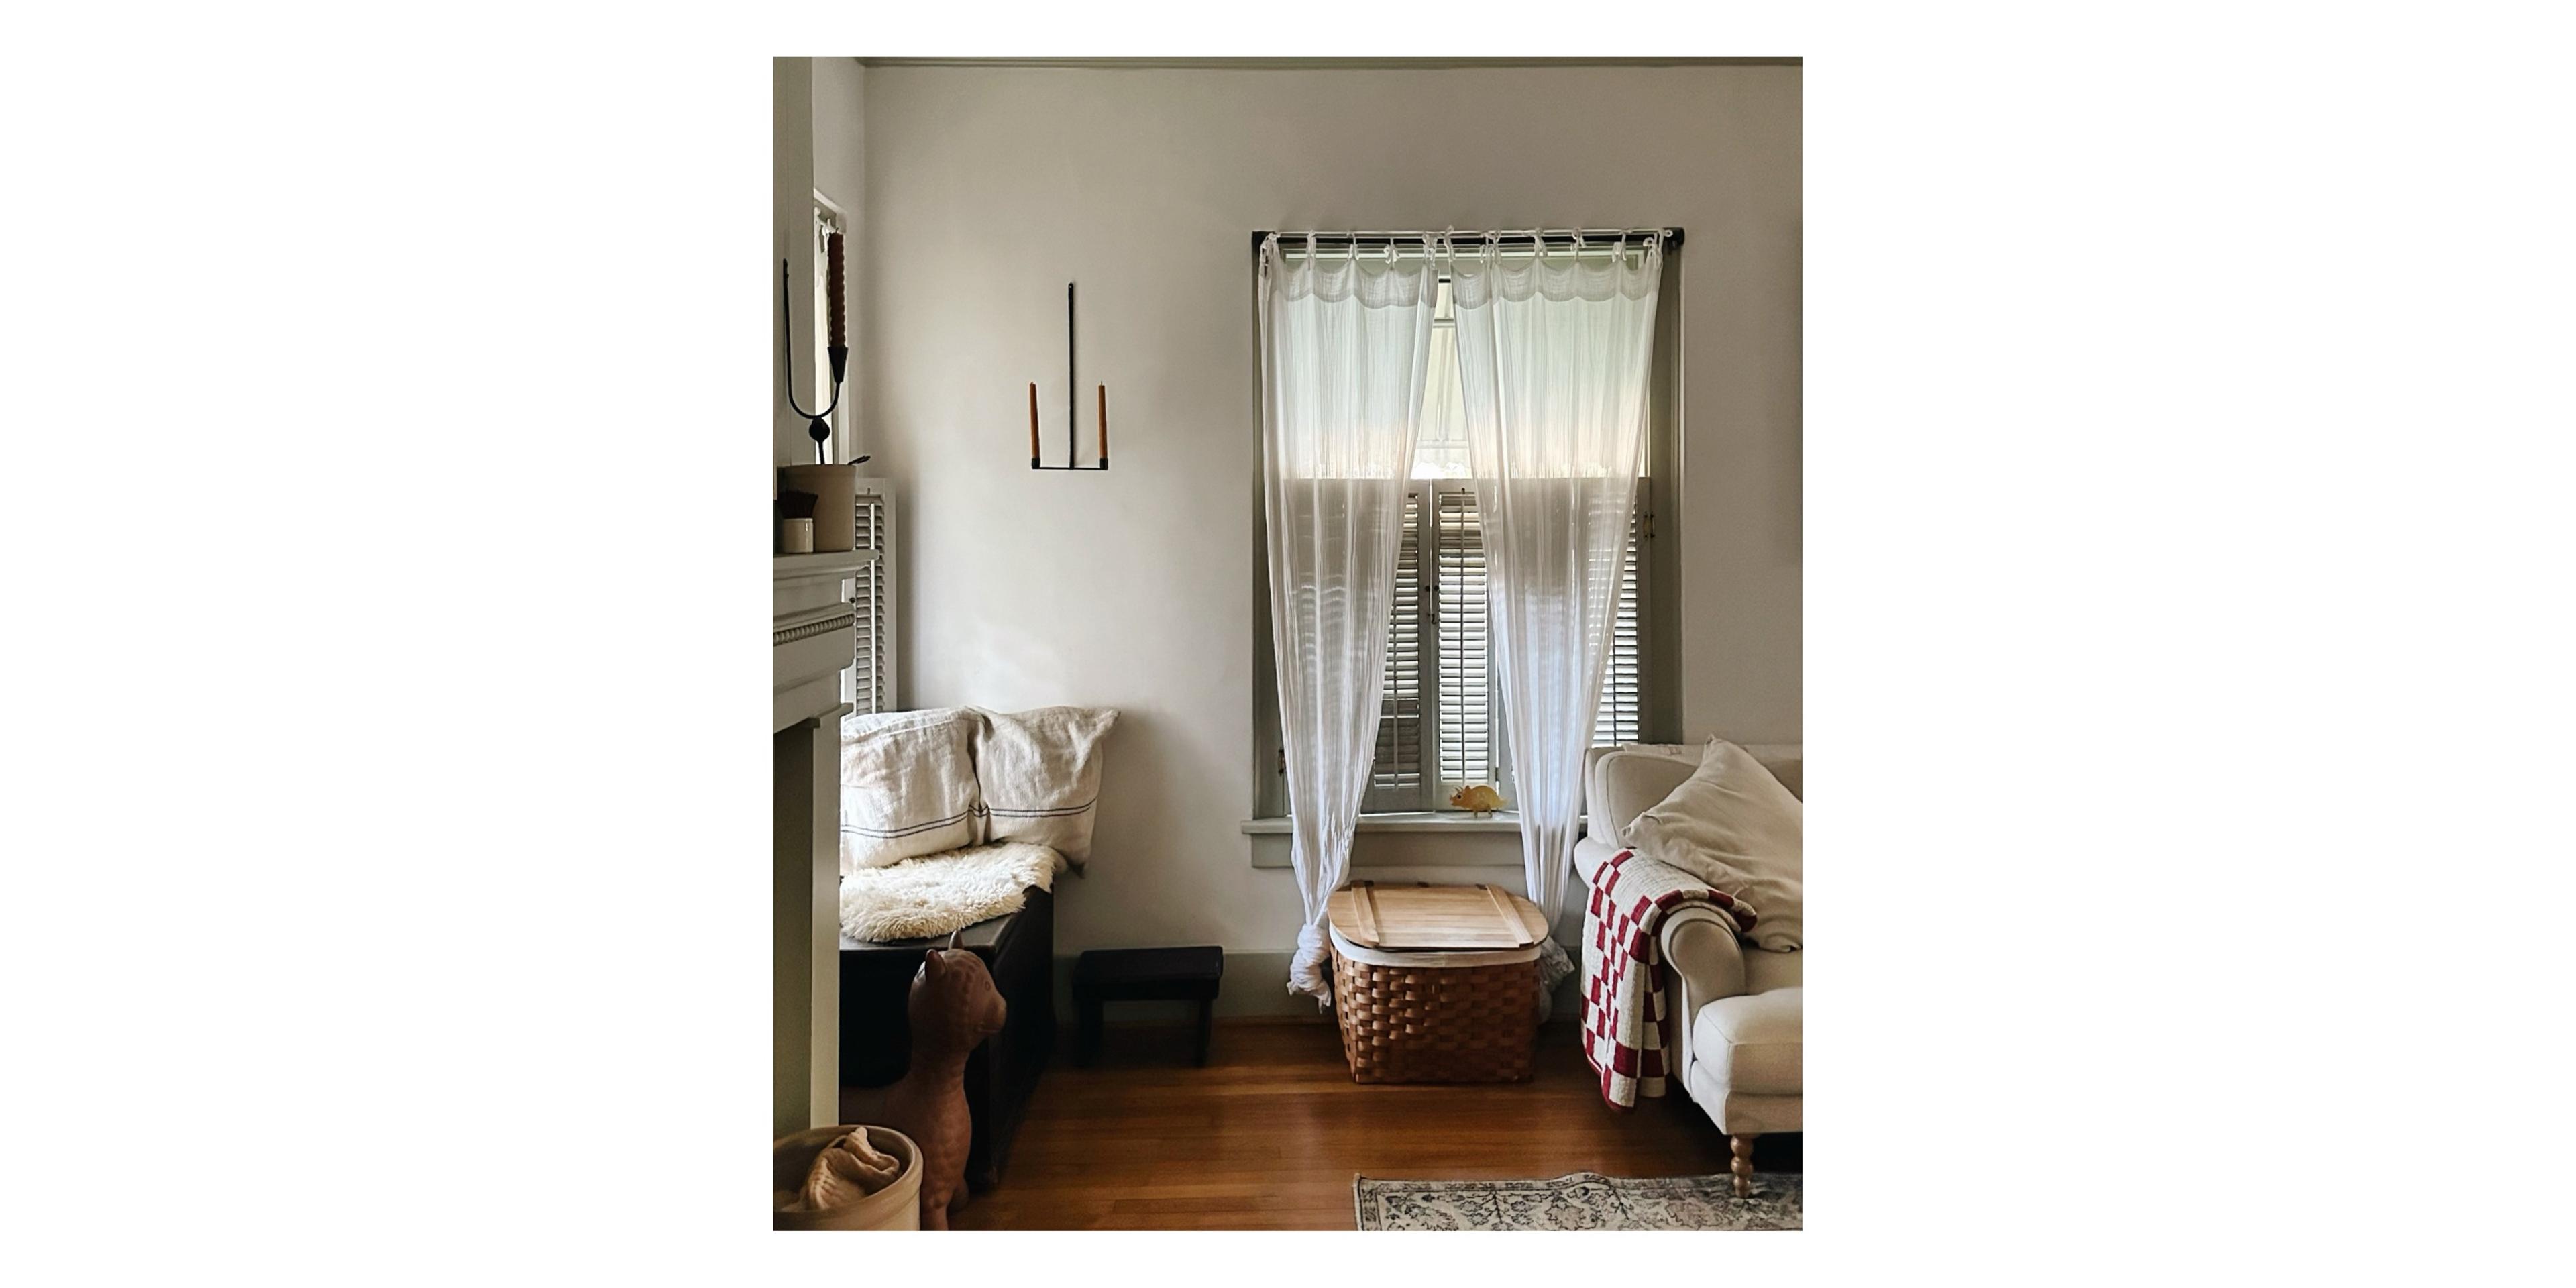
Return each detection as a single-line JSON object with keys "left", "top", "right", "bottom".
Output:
{"left": 941, "top": 1021, "right": 1796, "bottom": 1231}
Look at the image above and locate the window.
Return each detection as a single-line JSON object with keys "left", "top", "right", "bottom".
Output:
{"left": 1262, "top": 270, "right": 1672, "bottom": 816}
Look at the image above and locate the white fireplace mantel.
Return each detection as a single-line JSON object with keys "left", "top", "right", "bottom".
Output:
{"left": 774, "top": 551, "right": 861, "bottom": 1136}
{"left": 774, "top": 551, "right": 866, "bottom": 733}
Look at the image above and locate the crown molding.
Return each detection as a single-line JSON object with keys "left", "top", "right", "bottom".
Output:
{"left": 853, "top": 57, "right": 1798, "bottom": 70}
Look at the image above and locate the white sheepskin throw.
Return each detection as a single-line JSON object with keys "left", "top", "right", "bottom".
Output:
{"left": 838, "top": 841, "right": 1065, "bottom": 943}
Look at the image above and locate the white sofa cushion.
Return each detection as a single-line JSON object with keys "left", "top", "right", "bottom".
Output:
{"left": 1586, "top": 742, "right": 1802, "bottom": 849}
{"left": 839, "top": 708, "right": 981, "bottom": 874}
{"left": 1628, "top": 738, "right": 1804, "bottom": 952}
{"left": 1691, "top": 987, "right": 1803, "bottom": 1097}
{"left": 1744, "top": 947, "right": 1803, "bottom": 994}
{"left": 970, "top": 706, "right": 1117, "bottom": 865}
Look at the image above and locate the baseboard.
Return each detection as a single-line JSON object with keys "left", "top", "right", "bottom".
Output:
{"left": 1048, "top": 950, "right": 1318, "bottom": 1022}
{"left": 1051, "top": 951, "right": 1585, "bottom": 1022}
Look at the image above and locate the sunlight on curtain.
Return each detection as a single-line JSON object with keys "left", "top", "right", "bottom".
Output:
{"left": 1258, "top": 235, "right": 1440, "bottom": 1003}
{"left": 1448, "top": 232, "right": 1664, "bottom": 994}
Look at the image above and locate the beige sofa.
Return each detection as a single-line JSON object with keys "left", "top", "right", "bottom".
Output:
{"left": 1572, "top": 742, "right": 1801, "bottom": 1195}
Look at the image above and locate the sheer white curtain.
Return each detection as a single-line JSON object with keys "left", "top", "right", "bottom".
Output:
{"left": 1450, "top": 232, "right": 1665, "bottom": 993}
{"left": 1258, "top": 235, "right": 1441, "bottom": 1003}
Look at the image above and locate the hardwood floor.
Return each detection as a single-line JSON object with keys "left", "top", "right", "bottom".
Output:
{"left": 938, "top": 1020, "right": 1798, "bottom": 1231}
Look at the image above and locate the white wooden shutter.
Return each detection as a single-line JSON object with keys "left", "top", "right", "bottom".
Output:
{"left": 1365, "top": 489, "right": 1428, "bottom": 810}
{"left": 1593, "top": 494, "right": 1646, "bottom": 746}
{"left": 851, "top": 486, "right": 895, "bottom": 714}
{"left": 1434, "top": 486, "right": 1498, "bottom": 791}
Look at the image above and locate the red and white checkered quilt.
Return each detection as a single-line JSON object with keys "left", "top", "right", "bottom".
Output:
{"left": 1578, "top": 845, "right": 1759, "bottom": 1109}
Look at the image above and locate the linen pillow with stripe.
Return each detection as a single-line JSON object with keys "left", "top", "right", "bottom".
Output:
{"left": 839, "top": 707, "right": 981, "bottom": 874}
{"left": 970, "top": 706, "right": 1118, "bottom": 866}
{"left": 1627, "top": 738, "right": 1803, "bottom": 952}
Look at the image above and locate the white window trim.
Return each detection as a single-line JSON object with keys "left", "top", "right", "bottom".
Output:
{"left": 810, "top": 193, "right": 849, "bottom": 465}
{"left": 1240, "top": 811, "right": 1523, "bottom": 836}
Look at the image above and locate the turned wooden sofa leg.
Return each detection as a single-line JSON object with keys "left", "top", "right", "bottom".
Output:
{"left": 1729, "top": 1134, "right": 1757, "bottom": 1198}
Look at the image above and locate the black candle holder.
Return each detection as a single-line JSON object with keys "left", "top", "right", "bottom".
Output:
{"left": 1033, "top": 282, "right": 1108, "bottom": 471}
{"left": 781, "top": 259, "right": 865, "bottom": 466}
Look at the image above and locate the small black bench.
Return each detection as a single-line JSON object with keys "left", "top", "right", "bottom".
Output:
{"left": 1073, "top": 946, "right": 1224, "bottom": 1067}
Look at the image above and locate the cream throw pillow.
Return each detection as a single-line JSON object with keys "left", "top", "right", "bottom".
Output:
{"left": 1628, "top": 737, "right": 1803, "bottom": 951}
{"left": 970, "top": 706, "right": 1118, "bottom": 866}
{"left": 839, "top": 708, "right": 981, "bottom": 875}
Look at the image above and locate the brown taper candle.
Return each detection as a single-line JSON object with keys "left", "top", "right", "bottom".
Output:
{"left": 825, "top": 233, "right": 847, "bottom": 350}
{"left": 1028, "top": 383, "right": 1040, "bottom": 462}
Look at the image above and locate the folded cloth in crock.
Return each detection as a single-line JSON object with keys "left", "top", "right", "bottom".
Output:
{"left": 777, "top": 1129, "right": 904, "bottom": 1213}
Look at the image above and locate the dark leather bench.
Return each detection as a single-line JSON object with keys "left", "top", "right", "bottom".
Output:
{"left": 838, "top": 885, "right": 1052, "bottom": 1192}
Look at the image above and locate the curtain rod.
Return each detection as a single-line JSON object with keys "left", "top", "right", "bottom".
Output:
{"left": 1252, "top": 227, "right": 1683, "bottom": 252}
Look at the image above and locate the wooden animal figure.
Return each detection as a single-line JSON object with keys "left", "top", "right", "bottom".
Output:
{"left": 877, "top": 930, "right": 1008, "bottom": 1230}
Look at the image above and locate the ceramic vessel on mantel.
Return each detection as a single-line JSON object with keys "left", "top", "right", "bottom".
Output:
{"left": 777, "top": 464, "right": 859, "bottom": 552}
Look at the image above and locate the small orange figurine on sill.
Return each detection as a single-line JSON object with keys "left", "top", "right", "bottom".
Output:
{"left": 1450, "top": 784, "right": 1506, "bottom": 818}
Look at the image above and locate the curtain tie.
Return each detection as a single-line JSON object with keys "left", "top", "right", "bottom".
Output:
{"left": 1288, "top": 920, "right": 1334, "bottom": 1007}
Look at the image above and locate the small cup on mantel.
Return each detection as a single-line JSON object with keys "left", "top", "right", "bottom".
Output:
{"left": 781, "top": 518, "right": 815, "bottom": 555}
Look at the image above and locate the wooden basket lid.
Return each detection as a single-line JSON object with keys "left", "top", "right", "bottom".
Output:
{"left": 1325, "top": 881, "right": 1546, "bottom": 951}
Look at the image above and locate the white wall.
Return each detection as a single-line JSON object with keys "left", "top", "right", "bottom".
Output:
{"left": 776, "top": 57, "right": 867, "bottom": 470}
{"left": 771, "top": 58, "right": 813, "bottom": 470}
{"left": 812, "top": 58, "right": 865, "bottom": 466}
{"left": 857, "top": 63, "right": 1800, "bottom": 963}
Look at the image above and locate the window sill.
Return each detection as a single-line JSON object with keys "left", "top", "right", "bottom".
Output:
{"left": 1241, "top": 812, "right": 1524, "bottom": 835}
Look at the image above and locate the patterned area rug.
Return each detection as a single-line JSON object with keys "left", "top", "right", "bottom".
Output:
{"left": 1354, "top": 1171, "right": 1801, "bottom": 1231}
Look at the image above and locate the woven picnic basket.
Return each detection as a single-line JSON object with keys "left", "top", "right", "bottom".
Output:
{"left": 1324, "top": 881, "right": 1546, "bottom": 1084}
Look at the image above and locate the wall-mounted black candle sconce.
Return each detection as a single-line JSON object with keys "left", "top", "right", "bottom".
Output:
{"left": 1031, "top": 282, "right": 1108, "bottom": 471}
{"left": 781, "top": 257, "right": 867, "bottom": 466}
